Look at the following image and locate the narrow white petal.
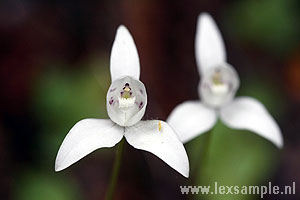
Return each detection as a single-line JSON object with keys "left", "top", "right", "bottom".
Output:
{"left": 195, "top": 13, "right": 226, "bottom": 75}
{"left": 220, "top": 97, "right": 283, "bottom": 148}
{"left": 125, "top": 120, "right": 190, "bottom": 178}
{"left": 167, "top": 101, "right": 217, "bottom": 143}
{"left": 110, "top": 25, "right": 140, "bottom": 82}
{"left": 55, "top": 119, "right": 124, "bottom": 171}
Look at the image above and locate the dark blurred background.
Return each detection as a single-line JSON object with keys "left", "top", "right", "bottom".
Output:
{"left": 0, "top": 0, "right": 300, "bottom": 200}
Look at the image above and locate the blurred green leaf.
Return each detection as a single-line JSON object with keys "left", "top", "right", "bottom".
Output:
{"left": 187, "top": 122, "right": 280, "bottom": 200}
{"left": 14, "top": 170, "right": 81, "bottom": 200}
{"left": 225, "top": 0, "right": 299, "bottom": 54}
{"left": 33, "top": 64, "right": 110, "bottom": 128}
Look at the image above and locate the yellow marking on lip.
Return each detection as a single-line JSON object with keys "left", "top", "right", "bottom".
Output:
{"left": 212, "top": 71, "right": 223, "bottom": 85}
{"left": 158, "top": 121, "right": 162, "bottom": 132}
{"left": 122, "top": 86, "right": 131, "bottom": 99}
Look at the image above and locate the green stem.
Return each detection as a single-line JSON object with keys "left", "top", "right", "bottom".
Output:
{"left": 188, "top": 129, "right": 215, "bottom": 200}
{"left": 105, "top": 138, "right": 125, "bottom": 200}
{"left": 201, "top": 129, "right": 213, "bottom": 170}
{"left": 193, "top": 129, "right": 214, "bottom": 183}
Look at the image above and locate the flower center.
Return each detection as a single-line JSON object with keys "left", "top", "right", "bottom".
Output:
{"left": 107, "top": 76, "right": 147, "bottom": 127}
{"left": 199, "top": 63, "right": 239, "bottom": 108}
{"left": 118, "top": 83, "right": 136, "bottom": 109}
{"left": 211, "top": 70, "right": 229, "bottom": 95}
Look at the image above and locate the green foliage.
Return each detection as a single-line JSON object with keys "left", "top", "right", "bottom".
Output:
{"left": 187, "top": 122, "right": 280, "bottom": 200}
{"left": 14, "top": 170, "right": 81, "bottom": 200}
{"left": 225, "top": 0, "right": 299, "bottom": 54}
{"left": 32, "top": 64, "right": 110, "bottom": 129}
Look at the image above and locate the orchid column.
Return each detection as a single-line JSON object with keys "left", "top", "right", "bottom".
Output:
{"left": 55, "top": 25, "right": 189, "bottom": 197}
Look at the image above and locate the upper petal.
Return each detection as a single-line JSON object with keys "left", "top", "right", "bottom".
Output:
{"left": 195, "top": 13, "right": 226, "bottom": 75}
{"left": 167, "top": 101, "right": 217, "bottom": 143}
{"left": 55, "top": 119, "right": 124, "bottom": 171}
{"left": 124, "top": 120, "right": 190, "bottom": 178}
{"left": 110, "top": 25, "right": 140, "bottom": 82}
{"left": 220, "top": 97, "right": 283, "bottom": 148}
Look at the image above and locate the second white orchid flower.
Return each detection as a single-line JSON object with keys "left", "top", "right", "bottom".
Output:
{"left": 55, "top": 25, "right": 189, "bottom": 178}
{"left": 167, "top": 13, "right": 283, "bottom": 148}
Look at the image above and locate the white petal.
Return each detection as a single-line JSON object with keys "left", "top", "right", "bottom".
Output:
{"left": 110, "top": 25, "right": 140, "bottom": 82}
{"left": 167, "top": 101, "right": 217, "bottom": 143}
{"left": 55, "top": 119, "right": 124, "bottom": 171}
{"left": 220, "top": 97, "right": 283, "bottom": 148}
{"left": 125, "top": 120, "right": 189, "bottom": 178}
{"left": 195, "top": 13, "right": 226, "bottom": 75}
{"left": 107, "top": 76, "right": 147, "bottom": 127}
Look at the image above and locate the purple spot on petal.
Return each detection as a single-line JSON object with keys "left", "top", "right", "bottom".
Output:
{"left": 109, "top": 98, "right": 114, "bottom": 105}
{"left": 139, "top": 101, "right": 144, "bottom": 109}
{"left": 140, "top": 89, "right": 143, "bottom": 94}
{"left": 110, "top": 88, "right": 116, "bottom": 92}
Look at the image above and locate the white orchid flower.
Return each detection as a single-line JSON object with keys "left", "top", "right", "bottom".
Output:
{"left": 55, "top": 25, "right": 189, "bottom": 178}
{"left": 167, "top": 13, "right": 283, "bottom": 148}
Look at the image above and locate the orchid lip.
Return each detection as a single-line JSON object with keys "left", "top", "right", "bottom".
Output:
{"left": 199, "top": 63, "right": 240, "bottom": 108}
{"left": 106, "top": 76, "right": 147, "bottom": 127}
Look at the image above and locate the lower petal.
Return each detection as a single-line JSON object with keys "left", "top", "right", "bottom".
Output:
{"left": 167, "top": 101, "right": 217, "bottom": 143}
{"left": 124, "top": 120, "right": 189, "bottom": 178}
{"left": 220, "top": 97, "right": 283, "bottom": 148}
{"left": 55, "top": 119, "right": 124, "bottom": 171}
